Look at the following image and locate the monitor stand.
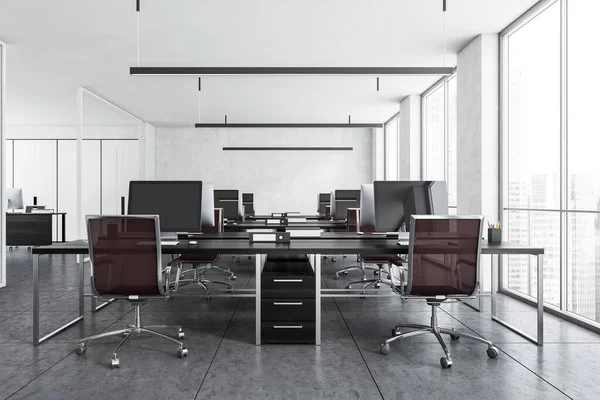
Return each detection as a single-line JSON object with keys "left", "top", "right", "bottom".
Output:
{"left": 160, "top": 232, "right": 179, "bottom": 241}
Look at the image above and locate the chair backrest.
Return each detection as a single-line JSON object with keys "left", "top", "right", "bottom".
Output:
{"left": 86, "top": 215, "right": 163, "bottom": 297}
{"left": 346, "top": 208, "right": 360, "bottom": 232}
{"left": 406, "top": 215, "right": 483, "bottom": 298}
{"left": 202, "top": 208, "right": 223, "bottom": 233}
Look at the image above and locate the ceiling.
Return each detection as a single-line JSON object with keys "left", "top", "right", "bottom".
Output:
{"left": 0, "top": 0, "right": 538, "bottom": 127}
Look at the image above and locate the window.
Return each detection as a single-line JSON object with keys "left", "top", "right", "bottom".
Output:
{"left": 501, "top": 0, "right": 600, "bottom": 326}
{"left": 384, "top": 115, "right": 399, "bottom": 180}
{"left": 422, "top": 74, "right": 457, "bottom": 211}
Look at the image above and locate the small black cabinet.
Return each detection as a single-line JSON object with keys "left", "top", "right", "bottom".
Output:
{"left": 261, "top": 255, "right": 316, "bottom": 344}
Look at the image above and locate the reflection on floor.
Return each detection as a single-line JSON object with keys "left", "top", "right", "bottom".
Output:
{"left": 0, "top": 249, "right": 598, "bottom": 399}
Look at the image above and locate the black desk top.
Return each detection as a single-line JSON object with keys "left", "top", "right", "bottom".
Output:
{"left": 32, "top": 238, "right": 544, "bottom": 256}
{"left": 247, "top": 215, "right": 326, "bottom": 221}
{"left": 7, "top": 212, "right": 66, "bottom": 215}
{"left": 226, "top": 221, "right": 346, "bottom": 229}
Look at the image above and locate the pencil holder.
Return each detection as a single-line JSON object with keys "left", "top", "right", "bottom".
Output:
{"left": 488, "top": 228, "right": 502, "bottom": 244}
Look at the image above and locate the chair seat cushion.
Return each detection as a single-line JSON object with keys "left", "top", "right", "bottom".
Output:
{"left": 409, "top": 285, "right": 472, "bottom": 297}
{"left": 360, "top": 254, "right": 401, "bottom": 263}
{"left": 168, "top": 254, "right": 218, "bottom": 266}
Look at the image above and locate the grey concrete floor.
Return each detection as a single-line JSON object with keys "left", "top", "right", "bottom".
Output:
{"left": 0, "top": 249, "right": 598, "bottom": 399}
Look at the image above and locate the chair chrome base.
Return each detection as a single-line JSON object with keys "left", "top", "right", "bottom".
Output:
{"left": 379, "top": 303, "right": 499, "bottom": 368}
{"left": 176, "top": 265, "right": 234, "bottom": 293}
{"left": 345, "top": 263, "right": 392, "bottom": 290}
{"left": 334, "top": 257, "right": 381, "bottom": 279}
{"left": 76, "top": 303, "right": 188, "bottom": 368}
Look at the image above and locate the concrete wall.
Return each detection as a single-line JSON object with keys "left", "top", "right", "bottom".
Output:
{"left": 399, "top": 95, "right": 421, "bottom": 180}
{"left": 155, "top": 127, "right": 373, "bottom": 214}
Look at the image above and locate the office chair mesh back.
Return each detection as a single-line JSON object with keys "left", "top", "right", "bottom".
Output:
{"left": 87, "top": 216, "right": 162, "bottom": 296}
{"left": 407, "top": 217, "right": 481, "bottom": 297}
{"left": 347, "top": 209, "right": 359, "bottom": 232}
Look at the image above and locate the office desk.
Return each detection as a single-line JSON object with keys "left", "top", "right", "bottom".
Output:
{"left": 31, "top": 239, "right": 544, "bottom": 346}
{"left": 247, "top": 215, "right": 326, "bottom": 221}
{"left": 225, "top": 221, "right": 346, "bottom": 230}
{"left": 7, "top": 212, "right": 67, "bottom": 244}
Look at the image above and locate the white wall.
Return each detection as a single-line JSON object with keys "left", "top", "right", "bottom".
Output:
{"left": 457, "top": 34, "right": 499, "bottom": 292}
{"left": 1, "top": 39, "right": 6, "bottom": 288}
{"left": 155, "top": 127, "right": 372, "bottom": 214}
{"left": 399, "top": 95, "right": 421, "bottom": 180}
{"left": 142, "top": 122, "right": 156, "bottom": 180}
{"left": 5, "top": 125, "right": 139, "bottom": 139}
{"left": 372, "top": 128, "right": 384, "bottom": 181}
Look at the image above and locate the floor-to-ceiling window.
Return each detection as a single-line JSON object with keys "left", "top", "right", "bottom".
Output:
{"left": 384, "top": 114, "right": 399, "bottom": 180}
{"left": 421, "top": 74, "right": 457, "bottom": 213}
{"left": 501, "top": 0, "right": 600, "bottom": 328}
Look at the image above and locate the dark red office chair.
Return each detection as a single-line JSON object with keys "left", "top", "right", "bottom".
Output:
{"left": 169, "top": 208, "right": 235, "bottom": 293}
{"left": 76, "top": 215, "right": 187, "bottom": 369}
{"left": 335, "top": 208, "right": 398, "bottom": 290}
{"left": 380, "top": 215, "right": 499, "bottom": 369}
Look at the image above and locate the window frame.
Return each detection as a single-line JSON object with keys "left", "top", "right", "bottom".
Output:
{"left": 499, "top": 0, "right": 600, "bottom": 332}
{"left": 421, "top": 73, "right": 457, "bottom": 211}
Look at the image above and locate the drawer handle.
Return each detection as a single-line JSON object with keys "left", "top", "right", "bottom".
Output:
{"left": 273, "top": 302, "right": 303, "bottom": 306}
{"left": 273, "top": 325, "right": 303, "bottom": 329}
{"left": 273, "top": 279, "right": 303, "bottom": 282}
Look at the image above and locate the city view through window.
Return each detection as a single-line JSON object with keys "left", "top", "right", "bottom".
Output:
{"left": 504, "top": 0, "right": 600, "bottom": 324}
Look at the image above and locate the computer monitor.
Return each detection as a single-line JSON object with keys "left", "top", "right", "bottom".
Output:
{"left": 317, "top": 193, "right": 330, "bottom": 215}
{"left": 6, "top": 188, "right": 24, "bottom": 210}
{"left": 330, "top": 191, "right": 336, "bottom": 219}
{"left": 242, "top": 193, "right": 254, "bottom": 216}
{"left": 359, "top": 184, "right": 375, "bottom": 230}
{"left": 201, "top": 183, "right": 215, "bottom": 228}
{"left": 373, "top": 181, "right": 448, "bottom": 232}
{"left": 334, "top": 189, "right": 360, "bottom": 220}
{"left": 128, "top": 181, "right": 203, "bottom": 238}
{"left": 214, "top": 190, "right": 242, "bottom": 220}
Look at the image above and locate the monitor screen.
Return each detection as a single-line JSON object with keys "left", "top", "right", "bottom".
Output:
{"left": 242, "top": 193, "right": 254, "bottom": 215}
{"left": 318, "top": 193, "right": 330, "bottom": 214}
{"left": 128, "top": 181, "right": 203, "bottom": 232}
{"left": 373, "top": 181, "right": 447, "bottom": 232}
{"left": 6, "top": 188, "right": 24, "bottom": 210}
{"left": 201, "top": 183, "right": 215, "bottom": 228}
{"left": 334, "top": 189, "right": 360, "bottom": 220}
{"left": 214, "top": 190, "right": 242, "bottom": 220}
{"left": 360, "top": 184, "right": 375, "bottom": 230}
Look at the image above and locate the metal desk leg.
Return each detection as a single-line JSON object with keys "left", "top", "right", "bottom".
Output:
{"left": 79, "top": 255, "right": 84, "bottom": 318}
{"left": 33, "top": 255, "right": 40, "bottom": 345}
{"left": 61, "top": 213, "right": 66, "bottom": 242}
{"left": 33, "top": 255, "right": 84, "bottom": 345}
{"left": 256, "top": 254, "right": 262, "bottom": 346}
{"left": 315, "top": 253, "right": 321, "bottom": 346}
{"left": 492, "top": 254, "right": 543, "bottom": 346}
{"left": 491, "top": 254, "right": 497, "bottom": 317}
{"left": 537, "top": 254, "right": 544, "bottom": 345}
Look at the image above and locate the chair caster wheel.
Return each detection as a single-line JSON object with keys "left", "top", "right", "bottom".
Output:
{"left": 8, "top": 247, "right": 12, "bottom": 251}
{"left": 450, "top": 334, "right": 460, "bottom": 341}
{"left": 440, "top": 357, "right": 452, "bottom": 369}
{"left": 487, "top": 346, "right": 499, "bottom": 358}
{"left": 391, "top": 328, "right": 400, "bottom": 337}
{"left": 375, "top": 283, "right": 381, "bottom": 289}
{"left": 334, "top": 274, "right": 339, "bottom": 279}
{"left": 177, "top": 331, "right": 185, "bottom": 340}
{"left": 373, "top": 270, "right": 379, "bottom": 276}
{"left": 380, "top": 344, "right": 390, "bottom": 355}
{"left": 75, "top": 344, "right": 87, "bottom": 355}
{"left": 343, "top": 271, "right": 348, "bottom": 275}
{"left": 111, "top": 357, "right": 120, "bottom": 368}
{"left": 229, "top": 275, "right": 237, "bottom": 280}
{"left": 177, "top": 347, "right": 188, "bottom": 358}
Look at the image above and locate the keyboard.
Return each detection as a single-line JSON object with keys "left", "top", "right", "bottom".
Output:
{"left": 160, "top": 241, "right": 180, "bottom": 246}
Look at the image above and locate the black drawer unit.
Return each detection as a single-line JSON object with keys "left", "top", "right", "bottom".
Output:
{"left": 261, "top": 255, "right": 316, "bottom": 344}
